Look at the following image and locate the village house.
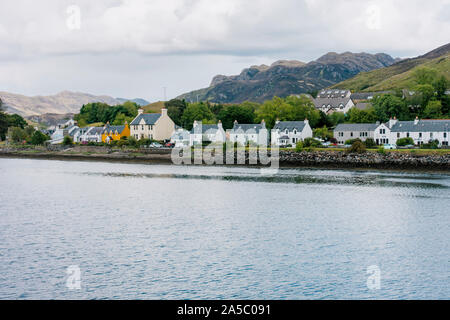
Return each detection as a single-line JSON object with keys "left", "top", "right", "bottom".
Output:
{"left": 170, "top": 127, "right": 190, "bottom": 147}
{"left": 190, "top": 121, "right": 226, "bottom": 146}
{"left": 74, "top": 127, "right": 103, "bottom": 143}
{"left": 130, "top": 108, "right": 175, "bottom": 141}
{"left": 227, "top": 120, "right": 268, "bottom": 146}
{"left": 313, "top": 89, "right": 354, "bottom": 114}
{"left": 102, "top": 122, "right": 130, "bottom": 143}
{"left": 271, "top": 119, "right": 313, "bottom": 147}
{"left": 333, "top": 123, "right": 380, "bottom": 145}
{"left": 388, "top": 117, "right": 450, "bottom": 147}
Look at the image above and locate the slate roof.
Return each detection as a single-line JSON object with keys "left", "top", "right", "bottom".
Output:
{"left": 87, "top": 127, "right": 104, "bottom": 135}
{"left": 313, "top": 97, "right": 352, "bottom": 109}
{"left": 334, "top": 123, "right": 380, "bottom": 132}
{"left": 102, "top": 125, "right": 125, "bottom": 134}
{"left": 390, "top": 120, "right": 450, "bottom": 132}
{"left": 191, "top": 124, "right": 221, "bottom": 134}
{"left": 355, "top": 102, "right": 371, "bottom": 110}
{"left": 230, "top": 123, "right": 265, "bottom": 134}
{"left": 317, "top": 89, "right": 350, "bottom": 98}
{"left": 130, "top": 113, "right": 161, "bottom": 125}
{"left": 273, "top": 121, "right": 307, "bottom": 132}
{"left": 351, "top": 91, "right": 391, "bottom": 100}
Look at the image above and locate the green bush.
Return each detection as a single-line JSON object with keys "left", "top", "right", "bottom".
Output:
{"left": 128, "top": 136, "right": 139, "bottom": 148}
{"left": 345, "top": 138, "right": 362, "bottom": 145}
{"left": 364, "top": 138, "right": 376, "bottom": 148}
{"left": 62, "top": 136, "right": 73, "bottom": 146}
{"left": 420, "top": 139, "right": 439, "bottom": 149}
{"left": 295, "top": 141, "right": 304, "bottom": 152}
{"left": 303, "top": 137, "right": 321, "bottom": 148}
{"left": 396, "top": 137, "right": 414, "bottom": 147}
{"left": 30, "top": 131, "right": 49, "bottom": 145}
{"left": 377, "top": 147, "right": 386, "bottom": 154}
{"left": 347, "top": 140, "right": 366, "bottom": 154}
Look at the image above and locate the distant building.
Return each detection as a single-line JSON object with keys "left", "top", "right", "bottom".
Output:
{"left": 334, "top": 123, "right": 380, "bottom": 145}
{"left": 101, "top": 123, "right": 130, "bottom": 143}
{"left": 227, "top": 120, "right": 268, "bottom": 146}
{"left": 190, "top": 121, "right": 226, "bottom": 146}
{"left": 74, "top": 127, "right": 103, "bottom": 143}
{"left": 388, "top": 117, "right": 450, "bottom": 147}
{"left": 130, "top": 108, "right": 175, "bottom": 141}
{"left": 170, "top": 127, "right": 190, "bottom": 147}
{"left": 271, "top": 119, "right": 313, "bottom": 147}
{"left": 313, "top": 89, "right": 354, "bottom": 114}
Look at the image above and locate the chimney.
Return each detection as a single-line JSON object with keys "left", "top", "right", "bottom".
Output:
{"left": 261, "top": 119, "right": 266, "bottom": 128}
{"left": 138, "top": 108, "right": 144, "bottom": 115}
{"left": 414, "top": 116, "right": 419, "bottom": 125}
{"left": 218, "top": 120, "right": 223, "bottom": 129}
{"left": 389, "top": 116, "right": 398, "bottom": 129}
{"left": 161, "top": 108, "right": 168, "bottom": 116}
{"left": 275, "top": 118, "right": 280, "bottom": 125}
{"left": 304, "top": 118, "right": 309, "bottom": 125}
{"left": 193, "top": 120, "right": 198, "bottom": 128}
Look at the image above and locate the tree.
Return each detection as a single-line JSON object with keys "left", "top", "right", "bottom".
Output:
{"left": 327, "top": 112, "right": 346, "bottom": 127}
{"left": 364, "top": 138, "right": 376, "bottom": 148}
{"left": 346, "top": 107, "right": 377, "bottom": 123}
{"left": 217, "top": 104, "right": 255, "bottom": 129}
{"left": 0, "top": 99, "right": 8, "bottom": 141}
{"left": 165, "top": 99, "right": 188, "bottom": 126}
{"left": 181, "top": 102, "right": 215, "bottom": 130}
{"left": 7, "top": 127, "right": 28, "bottom": 143}
{"left": 347, "top": 140, "right": 366, "bottom": 154}
{"left": 413, "top": 67, "right": 438, "bottom": 85}
{"left": 414, "top": 84, "right": 435, "bottom": 109}
{"left": 372, "top": 94, "right": 410, "bottom": 122}
{"left": 313, "top": 126, "right": 332, "bottom": 141}
{"left": 396, "top": 137, "right": 414, "bottom": 146}
{"left": 423, "top": 100, "right": 443, "bottom": 119}
{"left": 31, "top": 131, "right": 49, "bottom": 145}
{"left": 7, "top": 114, "right": 27, "bottom": 128}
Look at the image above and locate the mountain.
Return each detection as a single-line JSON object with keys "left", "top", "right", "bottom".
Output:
{"left": 0, "top": 91, "right": 150, "bottom": 117}
{"left": 116, "top": 97, "right": 149, "bottom": 106}
{"left": 331, "top": 43, "right": 450, "bottom": 92}
{"left": 177, "top": 53, "right": 397, "bottom": 103}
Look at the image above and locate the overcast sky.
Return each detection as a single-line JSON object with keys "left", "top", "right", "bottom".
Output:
{"left": 0, "top": 0, "right": 449, "bottom": 101}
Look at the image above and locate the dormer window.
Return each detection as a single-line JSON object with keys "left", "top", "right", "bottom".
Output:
{"left": 285, "top": 129, "right": 289, "bottom": 134}
{"left": 293, "top": 129, "right": 297, "bottom": 134}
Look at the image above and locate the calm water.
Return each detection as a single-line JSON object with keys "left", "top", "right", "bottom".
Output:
{"left": 0, "top": 158, "right": 449, "bottom": 299}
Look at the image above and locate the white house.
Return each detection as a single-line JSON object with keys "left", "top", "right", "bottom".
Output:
{"left": 190, "top": 121, "right": 226, "bottom": 146}
{"left": 227, "top": 120, "right": 268, "bottom": 146}
{"left": 271, "top": 119, "right": 313, "bottom": 147}
{"left": 50, "top": 124, "right": 79, "bottom": 144}
{"left": 130, "top": 108, "right": 175, "bottom": 141}
{"left": 74, "top": 127, "right": 103, "bottom": 143}
{"left": 388, "top": 117, "right": 450, "bottom": 147}
{"left": 170, "top": 127, "right": 190, "bottom": 147}
{"left": 313, "top": 89, "right": 354, "bottom": 114}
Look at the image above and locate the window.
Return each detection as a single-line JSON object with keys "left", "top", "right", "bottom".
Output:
{"left": 444, "top": 133, "right": 447, "bottom": 138}
{"left": 397, "top": 133, "right": 400, "bottom": 138}
{"left": 350, "top": 132, "right": 353, "bottom": 137}
{"left": 430, "top": 133, "right": 433, "bottom": 138}
{"left": 407, "top": 132, "right": 410, "bottom": 137}
{"left": 285, "top": 129, "right": 289, "bottom": 134}
{"left": 293, "top": 129, "right": 297, "bottom": 135}
{"left": 141, "top": 125, "right": 144, "bottom": 130}
{"left": 419, "top": 133, "right": 422, "bottom": 138}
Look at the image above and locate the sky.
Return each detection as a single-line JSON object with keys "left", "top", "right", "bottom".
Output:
{"left": 0, "top": 0, "right": 449, "bottom": 102}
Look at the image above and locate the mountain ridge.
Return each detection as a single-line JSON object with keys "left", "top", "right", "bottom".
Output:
{"left": 177, "top": 51, "right": 397, "bottom": 103}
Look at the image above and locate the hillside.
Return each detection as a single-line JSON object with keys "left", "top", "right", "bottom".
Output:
{"left": 331, "top": 43, "right": 450, "bottom": 92}
{"left": 0, "top": 91, "right": 150, "bottom": 117}
{"left": 177, "top": 53, "right": 396, "bottom": 103}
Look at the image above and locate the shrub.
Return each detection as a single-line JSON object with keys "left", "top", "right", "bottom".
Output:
{"left": 128, "top": 136, "right": 139, "bottom": 148}
{"left": 420, "top": 139, "right": 439, "bottom": 149}
{"left": 396, "top": 137, "right": 414, "bottom": 147}
{"left": 303, "top": 137, "right": 321, "bottom": 148}
{"left": 364, "top": 138, "right": 376, "bottom": 148}
{"left": 347, "top": 140, "right": 366, "bottom": 154}
{"left": 30, "top": 131, "right": 49, "bottom": 145}
{"left": 377, "top": 147, "right": 386, "bottom": 154}
{"left": 345, "top": 138, "right": 362, "bottom": 145}
{"left": 295, "top": 141, "right": 303, "bottom": 152}
{"left": 62, "top": 136, "right": 73, "bottom": 146}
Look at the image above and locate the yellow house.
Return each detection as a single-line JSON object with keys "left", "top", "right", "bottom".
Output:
{"left": 102, "top": 122, "right": 130, "bottom": 143}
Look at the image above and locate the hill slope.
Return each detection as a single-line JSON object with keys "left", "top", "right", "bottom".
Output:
{"left": 331, "top": 43, "right": 450, "bottom": 92}
{"left": 177, "top": 53, "right": 396, "bottom": 103}
{"left": 0, "top": 91, "right": 150, "bottom": 117}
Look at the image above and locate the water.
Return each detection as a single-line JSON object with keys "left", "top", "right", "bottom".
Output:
{"left": 0, "top": 158, "right": 449, "bottom": 299}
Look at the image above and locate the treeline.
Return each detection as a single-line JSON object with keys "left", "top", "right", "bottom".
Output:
{"left": 0, "top": 98, "right": 29, "bottom": 141}
{"left": 74, "top": 101, "right": 140, "bottom": 127}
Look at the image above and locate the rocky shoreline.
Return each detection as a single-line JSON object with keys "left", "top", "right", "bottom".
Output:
{"left": 1, "top": 146, "right": 449, "bottom": 171}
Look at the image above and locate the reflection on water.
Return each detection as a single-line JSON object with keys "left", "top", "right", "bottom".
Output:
{"left": 0, "top": 158, "right": 449, "bottom": 300}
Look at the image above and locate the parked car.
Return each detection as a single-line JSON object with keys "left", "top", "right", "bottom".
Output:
{"left": 383, "top": 144, "right": 397, "bottom": 150}
{"left": 164, "top": 142, "right": 175, "bottom": 148}
{"left": 150, "top": 142, "right": 163, "bottom": 148}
